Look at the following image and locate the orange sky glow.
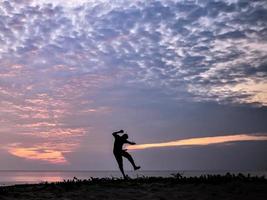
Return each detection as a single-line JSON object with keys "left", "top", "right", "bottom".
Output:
{"left": 5, "top": 143, "right": 80, "bottom": 164}
{"left": 8, "top": 147, "right": 67, "bottom": 164}
{"left": 128, "top": 134, "right": 267, "bottom": 150}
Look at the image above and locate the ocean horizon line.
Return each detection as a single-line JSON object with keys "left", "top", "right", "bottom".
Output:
{"left": 0, "top": 169, "right": 265, "bottom": 172}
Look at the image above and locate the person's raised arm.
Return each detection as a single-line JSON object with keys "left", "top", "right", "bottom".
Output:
{"left": 112, "top": 129, "right": 124, "bottom": 137}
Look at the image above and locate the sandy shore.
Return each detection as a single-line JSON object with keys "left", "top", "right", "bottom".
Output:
{"left": 1, "top": 174, "right": 267, "bottom": 199}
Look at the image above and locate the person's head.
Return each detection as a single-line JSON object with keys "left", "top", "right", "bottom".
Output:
{"left": 122, "top": 134, "right": 128, "bottom": 140}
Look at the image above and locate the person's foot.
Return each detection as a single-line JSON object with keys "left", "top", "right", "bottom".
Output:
{"left": 123, "top": 175, "right": 131, "bottom": 180}
{"left": 134, "top": 166, "right": 141, "bottom": 171}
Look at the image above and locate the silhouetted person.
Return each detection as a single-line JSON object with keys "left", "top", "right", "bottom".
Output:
{"left": 112, "top": 130, "right": 140, "bottom": 179}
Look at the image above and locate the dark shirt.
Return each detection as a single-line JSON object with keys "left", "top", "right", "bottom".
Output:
{"left": 113, "top": 135, "right": 127, "bottom": 154}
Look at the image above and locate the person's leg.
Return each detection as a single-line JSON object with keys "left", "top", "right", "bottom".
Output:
{"left": 122, "top": 150, "right": 140, "bottom": 170}
{"left": 114, "top": 154, "right": 126, "bottom": 178}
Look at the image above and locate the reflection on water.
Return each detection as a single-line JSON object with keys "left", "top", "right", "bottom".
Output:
{"left": 9, "top": 175, "right": 62, "bottom": 183}
{"left": 0, "top": 170, "right": 266, "bottom": 186}
{"left": 1, "top": 171, "right": 175, "bottom": 186}
{"left": 0, "top": 171, "right": 65, "bottom": 186}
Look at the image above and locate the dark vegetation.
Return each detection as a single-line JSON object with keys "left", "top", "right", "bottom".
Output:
{"left": 0, "top": 173, "right": 266, "bottom": 200}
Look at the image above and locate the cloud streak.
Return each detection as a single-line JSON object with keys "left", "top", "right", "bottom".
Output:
{"left": 128, "top": 134, "right": 267, "bottom": 150}
{"left": 6, "top": 143, "right": 78, "bottom": 164}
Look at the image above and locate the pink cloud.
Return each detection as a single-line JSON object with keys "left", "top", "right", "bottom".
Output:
{"left": 7, "top": 144, "right": 68, "bottom": 164}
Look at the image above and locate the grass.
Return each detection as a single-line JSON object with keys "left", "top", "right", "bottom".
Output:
{"left": 0, "top": 173, "right": 266, "bottom": 199}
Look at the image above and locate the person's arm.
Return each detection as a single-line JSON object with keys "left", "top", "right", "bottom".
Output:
{"left": 112, "top": 130, "right": 124, "bottom": 137}
{"left": 125, "top": 140, "right": 136, "bottom": 145}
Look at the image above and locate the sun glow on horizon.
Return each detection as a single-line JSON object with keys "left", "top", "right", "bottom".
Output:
{"left": 128, "top": 134, "right": 267, "bottom": 150}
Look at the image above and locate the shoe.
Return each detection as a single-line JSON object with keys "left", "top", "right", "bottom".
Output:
{"left": 134, "top": 166, "right": 141, "bottom": 171}
{"left": 123, "top": 175, "right": 131, "bottom": 180}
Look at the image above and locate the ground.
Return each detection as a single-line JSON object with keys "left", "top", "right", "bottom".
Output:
{"left": 0, "top": 174, "right": 266, "bottom": 200}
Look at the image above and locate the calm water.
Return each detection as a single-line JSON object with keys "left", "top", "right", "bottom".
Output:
{"left": 0, "top": 170, "right": 266, "bottom": 186}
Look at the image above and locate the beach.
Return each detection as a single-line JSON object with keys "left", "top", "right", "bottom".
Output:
{"left": 1, "top": 174, "right": 266, "bottom": 200}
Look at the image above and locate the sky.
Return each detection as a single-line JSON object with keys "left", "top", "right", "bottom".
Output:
{"left": 0, "top": 0, "right": 267, "bottom": 171}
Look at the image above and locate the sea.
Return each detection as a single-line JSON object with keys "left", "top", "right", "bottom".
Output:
{"left": 0, "top": 170, "right": 266, "bottom": 186}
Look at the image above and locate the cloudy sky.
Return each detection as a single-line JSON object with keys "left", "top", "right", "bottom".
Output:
{"left": 0, "top": 0, "right": 267, "bottom": 171}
